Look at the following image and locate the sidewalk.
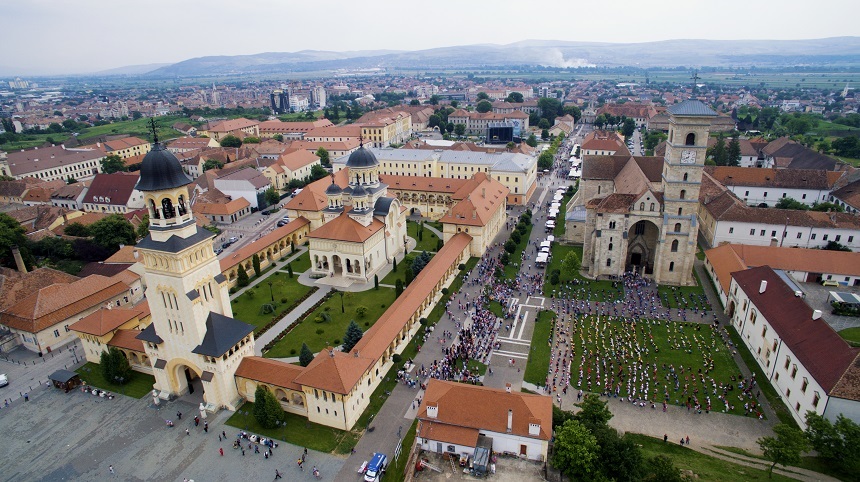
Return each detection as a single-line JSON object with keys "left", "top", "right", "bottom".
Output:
{"left": 229, "top": 245, "right": 309, "bottom": 300}
{"left": 254, "top": 286, "right": 331, "bottom": 355}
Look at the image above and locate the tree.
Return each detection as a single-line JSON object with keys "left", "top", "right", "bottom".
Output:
{"left": 622, "top": 118, "right": 636, "bottom": 139}
{"left": 395, "top": 279, "right": 403, "bottom": 297}
{"left": 541, "top": 129, "right": 550, "bottom": 140}
{"left": 299, "top": 343, "right": 314, "bottom": 367}
{"left": 505, "top": 92, "right": 524, "bottom": 103}
{"left": 409, "top": 99, "right": 420, "bottom": 106}
{"left": 203, "top": 159, "right": 223, "bottom": 171}
{"left": 775, "top": 197, "right": 808, "bottom": 210}
{"left": 476, "top": 100, "right": 492, "bottom": 113}
{"left": 537, "top": 118, "right": 551, "bottom": 130}
{"left": 252, "top": 253, "right": 261, "bottom": 277}
{"left": 758, "top": 424, "right": 809, "bottom": 478}
{"left": 562, "top": 105, "right": 582, "bottom": 122}
{"left": 476, "top": 92, "right": 489, "bottom": 101}
{"left": 264, "top": 187, "right": 279, "bottom": 207}
{"left": 237, "top": 264, "right": 250, "bottom": 287}
{"left": 561, "top": 251, "right": 581, "bottom": 275}
{"left": 727, "top": 133, "right": 742, "bottom": 166}
{"left": 804, "top": 412, "right": 860, "bottom": 474}
{"left": 454, "top": 124, "right": 466, "bottom": 137}
{"left": 573, "top": 394, "right": 613, "bottom": 432}
{"left": 0, "top": 212, "right": 30, "bottom": 269}
{"left": 219, "top": 135, "right": 242, "bottom": 147}
{"left": 504, "top": 240, "right": 517, "bottom": 253}
{"left": 810, "top": 201, "right": 844, "bottom": 212}
{"left": 100, "top": 154, "right": 126, "bottom": 174}
{"left": 342, "top": 320, "right": 364, "bottom": 352}
{"left": 643, "top": 455, "right": 684, "bottom": 482}
{"left": 88, "top": 214, "right": 136, "bottom": 251}
{"left": 392, "top": 257, "right": 397, "bottom": 272}
{"left": 137, "top": 214, "right": 150, "bottom": 239}
{"left": 287, "top": 263, "right": 294, "bottom": 278}
{"left": 552, "top": 419, "right": 599, "bottom": 479}
{"left": 506, "top": 141, "right": 516, "bottom": 151}
{"left": 404, "top": 266, "right": 414, "bottom": 286}
{"left": 537, "top": 97, "right": 562, "bottom": 124}
{"left": 253, "top": 385, "right": 283, "bottom": 429}
{"left": 446, "top": 123, "right": 454, "bottom": 134}
{"left": 315, "top": 147, "right": 330, "bottom": 167}
{"left": 428, "top": 114, "right": 441, "bottom": 129}
{"left": 538, "top": 150, "right": 554, "bottom": 169}
{"left": 64, "top": 222, "right": 90, "bottom": 237}
{"left": 709, "top": 135, "right": 728, "bottom": 166}
{"left": 823, "top": 240, "right": 852, "bottom": 252}
{"left": 428, "top": 95, "right": 440, "bottom": 106}
{"left": 99, "top": 347, "right": 132, "bottom": 386}
{"left": 374, "top": 274, "right": 379, "bottom": 290}
{"left": 526, "top": 134, "right": 538, "bottom": 148}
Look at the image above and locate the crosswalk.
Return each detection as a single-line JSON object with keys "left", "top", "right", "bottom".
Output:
{"left": 488, "top": 296, "right": 546, "bottom": 363}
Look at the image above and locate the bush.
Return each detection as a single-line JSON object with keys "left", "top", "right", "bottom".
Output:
{"left": 355, "top": 305, "right": 368, "bottom": 318}
{"left": 246, "top": 289, "right": 255, "bottom": 298}
{"left": 392, "top": 354, "right": 402, "bottom": 363}
{"left": 315, "top": 328, "right": 324, "bottom": 335}
{"left": 441, "top": 288, "right": 449, "bottom": 295}
{"left": 504, "top": 240, "right": 517, "bottom": 253}
{"left": 333, "top": 339, "right": 340, "bottom": 345}
{"left": 458, "top": 263, "right": 466, "bottom": 270}
{"left": 511, "top": 230, "right": 521, "bottom": 244}
{"left": 437, "top": 239, "right": 443, "bottom": 251}
{"left": 280, "top": 298, "right": 288, "bottom": 304}
{"left": 290, "top": 349, "right": 296, "bottom": 355}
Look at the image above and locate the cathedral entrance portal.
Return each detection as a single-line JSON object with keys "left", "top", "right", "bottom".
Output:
{"left": 626, "top": 220, "right": 659, "bottom": 276}
{"left": 170, "top": 361, "right": 205, "bottom": 405}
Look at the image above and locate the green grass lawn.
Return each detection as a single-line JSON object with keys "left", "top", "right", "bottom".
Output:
{"left": 225, "top": 403, "right": 359, "bottom": 454}
{"left": 835, "top": 156, "right": 860, "bottom": 168}
{"left": 628, "top": 433, "right": 798, "bottom": 481}
{"left": 263, "top": 287, "right": 395, "bottom": 357}
{"left": 838, "top": 327, "right": 860, "bottom": 347}
{"left": 542, "top": 245, "right": 621, "bottom": 300}
{"left": 523, "top": 310, "right": 555, "bottom": 386}
{"left": 408, "top": 220, "right": 441, "bottom": 252}
{"left": 552, "top": 194, "right": 572, "bottom": 237}
{"left": 284, "top": 251, "right": 311, "bottom": 273}
{"left": 76, "top": 115, "right": 187, "bottom": 143}
{"left": 388, "top": 419, "right": 419, "bottom": 482}
{"left": 488, "top": 300, "right": 505, "bottom": 318}
{"left": 503, "top": 225, "right": 532, "bottom": 280}
{"left": 1, "top": 132, "right": 70, "bottom": 150}
{"left": 230, "top": 272, "right": 314, "bottom": 334}
{"left": 571, "top": 316, "right": 751, "bottom": 416}
{"left": 714, "top": 446, "right": 852, "bottom": 482}
{"left": 381, "top": 251, "right": 437, "bottom": 286}
{"left": 657, "top": 270, "right": 711, "bottom": 310}
{"left": 75, "top": 363, "right": 155, "bottom": 399}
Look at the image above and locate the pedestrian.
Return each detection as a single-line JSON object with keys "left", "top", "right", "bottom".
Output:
{"left": 109, "top": 465, "right": 114, "bottom": 474}
{"left": 686, "top": 435, "right": 690, "bottom": 445}
{"left": 304, "top": 447, "right": 308, "bottom": 457}
{"left": 219, "top": 447, "right": 224, "bottom": 456}
{"left": 219, "top": 434, "right": 222, "bottom": 442}
{"left": 177, "top": 411, "right": 182, "bottom": 420}
{"left": 222, "top": 430, "right": 226, "bottom": 439}
{"left": 663, "top": 434, "right": 668, "bottom": 443}
{"left": 194, "top": 416, "right": 199, "bottom": 427}
{"left": 24, "top": 393, "right": 29, "bottom": 402}
{"left": 204, "top": 421, "right": 208, "bottom": 433}
{"left": 255, "top": 445, "right": 260, "bottom": 454}
{"left": 242, "top": 449, "right": 245, "bottom": 456}
{"left": 186, "top": 428, "right": 190, "bottom": 436}
{"left": 680, "top": 438, "right": 684, "bottom": 446}
{"left": 275, "top": 468, "right": 283, "bottom": 479}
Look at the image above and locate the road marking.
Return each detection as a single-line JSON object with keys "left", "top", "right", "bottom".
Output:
{"left": 492, "top": 350, "right": 529, "bottom": 360}
{"left": 516, "top": 311, "right": 529, "bottom": 339}
{"left": 496, "top": 338, "right": 531, "bottom": 346}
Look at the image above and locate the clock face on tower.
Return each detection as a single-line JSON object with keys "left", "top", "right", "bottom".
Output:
{"left": 680, "top": 150, "right": 697, "bottom": 164}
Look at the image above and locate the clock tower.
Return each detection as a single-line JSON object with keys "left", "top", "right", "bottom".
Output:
{"left": 655, "top": 100, "right": 716, "bottom": 285}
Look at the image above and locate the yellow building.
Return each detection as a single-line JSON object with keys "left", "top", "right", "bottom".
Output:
{"left": 70, "top": 304, "right": 153, "bottom": 372}
{"left": 355, "top": 110, "right": 412, "bottom": 147}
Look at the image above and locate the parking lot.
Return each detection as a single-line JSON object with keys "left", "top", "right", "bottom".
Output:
{"left": 796, "top": 280, "right": 860, "bottom": 331}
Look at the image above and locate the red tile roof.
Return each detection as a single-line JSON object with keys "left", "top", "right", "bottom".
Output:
{"left": 235, "top": 356, "right": 305, "bottom": 391}
{"left": 307, "top": 212, "right": 384, "bottom": 243}
{"left": 219, "top": 217, "right": 310, "bottom": 272}
{"left": 70, "top": 306, "right": 144, "bottom": 336}
{"left": 82, "top": 173, "right": 140, "bottom": 206}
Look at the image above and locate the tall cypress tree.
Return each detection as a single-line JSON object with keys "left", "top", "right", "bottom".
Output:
{"left": 299, "top": 343, "right": 314, "bottom": 367}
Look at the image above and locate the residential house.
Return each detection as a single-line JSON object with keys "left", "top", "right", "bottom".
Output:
{"left": 194, "top": 189, "right": 252, "bottom": 224}
{"left": 213, "top": 167, "right": 271, "bottom": 209}
{"left": 261, "top": 150, "right": 321, "bottom": 190}
{"left": 581, "top": 130, "right": 630, "bottom": 157}
{"left": 81, "top": 173, "right": 145, "bottom": 214}
{"left": 704, "top": 166, "right": 843, "bottom": 207}
{"left": 0, "top": 145, "right": 104, "bottom": 182}
{"left": 50, "top": 182, "right": 89, "bottom": 210}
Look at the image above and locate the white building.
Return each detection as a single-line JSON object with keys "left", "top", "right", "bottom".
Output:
{"left": 310, "top": 86, "right": 326, "bottom": 109}
{"left": 728, "top": 266, "right": 860, "bottom": 428}
{"left": 704, "top": 166, "right": 842, "bottom": 207}
{"left": 0, "top": 145, "right": 104, "bottom": 182}
{"left": 213, "top": 167, "right": 271, "bottom": 209}
{"left": 417, "top": 380, "right": 552, "bottom": 461}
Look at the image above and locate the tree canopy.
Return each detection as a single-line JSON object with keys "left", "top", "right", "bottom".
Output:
{"left": 475, "top": 100, "right": 493, "bottom": 113}
{"left": 552, "top": 419, "right": 599, "bottom": 479}
{"left": 219, "top": 135, "right": 242, "bottom": 148}
{"left": 88, "top": 214, "right": 136, "bottom": 251}
{"left": 758, "top": 424, "right": 809, "bottom": 478}
{"left": 342, "top": 320, "right": 364, "bottom": 352}
{"left": 100, "top": 154, "right": 126, "bottom": 174}
{"left": 315, "top": 147, "right": 330, "bottom": 166}
{"left": 299, "top": 342, "right": 314, "bottom": 367}
{"left": 505, "top": 92, "right": 524, "bottom": 103}
{"left": 0, "top": 212, "right": 30, "bottom": 269}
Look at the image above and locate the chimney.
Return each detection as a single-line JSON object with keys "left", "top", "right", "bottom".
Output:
{"left": 812, "top": 310, "right": 822, "bottom": 320}
{"left": 770, "top": 238, "right": 779, "bottom": 247}
{"left": 759, "top": 280, "right": 767, "bottom": 293}
{"left": 11, "top": 245, "right": 26, "bottom": 273}
{"left": 506, "top": 409, "right": 513, "bottom": 433}
{"left": 426, "top": 403, "right": 438, "bottom": 419}
{"left": 505, "top": 383, "right": 512, "bottom": 393}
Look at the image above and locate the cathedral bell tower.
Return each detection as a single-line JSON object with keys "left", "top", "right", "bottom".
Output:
{"left": 655, "top": 100, "right": 716, "bottom": 285}
{"left": 135, "top": 123, "right": 253, "bottom": 410}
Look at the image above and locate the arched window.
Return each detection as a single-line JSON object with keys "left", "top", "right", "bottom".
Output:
{"left": 674, "top": 223, "right": 682, "bottom": 232}
{"left": 639, "top": 202, "right": 645, "bottom": 211}
{"left": 678, "top": 208, "right": 683, "bottom": 216}
{"left": 679, "top": 189, "right": 686, "bottom": 200}
{"left": 608, "top": 243, "right": 613, "bottom": 251}
{"left": 177, "top": 195, "right": 187, "bottom": 216}
{"left": 650, "top": 203, "right": 655, "bottom": 211}
{"left": 669, "top": 261, "right": 675, "bottom": 272}
{"left": 685, "top": 133, "right": 695, "bottom": 146}
{"left": 149, "top": 199, "right": 160, "bottom": 219}
{"left": 606, "top": 258, "right": 612, "bottom": 267}
{"left": 683, "top": 172, "right": 688, "bottom": 181}
{"left": 162, "top": 198, "right": 175, "bottom": 219}
{"left": 671, "top": 240, "right": 679, "bottom": 252}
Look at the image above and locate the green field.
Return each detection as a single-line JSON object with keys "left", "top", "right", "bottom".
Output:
{"left": 570, "top": 316, "right": 752, "bottom": 416}
{"left": 75, "top": 363, "right": 155, "bottom": 399}
{"left": 230, "top": 272, "right": 314, "bottom": 334}
{"left": 523, "top": 310, "right": 555, "bottom": 385}
{"left": 628, "top": 433, "right": 798, "bottom": 482}
{"left": 284, "top": 251, "right": 311, "bottom": 273}
{"left": 542, "top": 245, "right": 621, "bottom": 301}
{"left": 76, "top": 115, "right": 188, "bottom": 143}
{"left": 407, "top": 220, "right": 441, "bottom": 252}
{"left": 715, "top": 445, "right": 852, "bottom": 482}
{"left": 388, "top": 419, "right": 419, "bottom": 481}
{"left": 657, "top": 270, "right": 711, "bottom": 311}
{"left": 503, "top": 224, "right": 532, "bottom": 280}
{"left": 262, "top": 287, "right": 395, "bottom": 357}
{"left": 839, "top": 327, "right": 860, "bottom": 347}
{"left": 226, "top": 403, "right": 359, "bottom": 454}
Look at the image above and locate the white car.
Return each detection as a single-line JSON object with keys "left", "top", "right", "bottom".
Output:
{"left": 0, "top": 373, "right": 8, "bottom": 387}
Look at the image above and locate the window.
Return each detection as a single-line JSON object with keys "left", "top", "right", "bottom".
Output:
{"left": 683, "top": 172, "right": 688, "bottom": 181}
{"left": 762, "top": 326, "right": 768, "bottom": 337}
{"left": 606, "top": 258, "right": 611, "bottom": 267}
{"left": 797, "top": 232, "right": 802, "bottom": 239}
{"left": 763, "top": 192, "right": 768, "bottom": 198}
{"left": 685, "top": 133, "right": 695, "bottom": 146}
{"left": 802, "top": 194, "right": 807, "bottom": 199}
{"left": 836, "top": 235, "right": 841, "bottom": 242}
{"left": 791, "top": 365, "right": 798, "bottom": 379}
{"left": 785, "top": 356, "right": 791, "bottom": 370}
{"left": 783, "top": 193, "right": 787, "bottom": 198}
{"left": 813, "top": 392, "right": 820, "bottom": 407}
{"left": 745, "top": 190, "right": 750, "bottom": 196}
{"left": 609, "top": 221, "right": 616, "bottom": 229}
{"left": 802, "top": 378, "right": 808, "bottom": 393}
{"left": 823, "top": 234, "right": 829, "bottom": 241}
{"left": 640, "top": 202, "right": 645, "bottom": 211}
{"left": 650, "top": 203, "right": 655, "bottom": 211}
{"left": 674, "top": 223, "right": 682, "bottom": 232}
{"left": 671, "top": 240, "right": 679, "bottom": 252}
{"left": 771, "top": 231, "right": 777, "bottom": 237}
{"left": 729, "top": 227, "right": 734, "bottom": 234}
{"left": 850, "top": 236, "right": 854, "bottom": 243}
{"left": 786, "top": 388, "right": 791, "bottom": 398}
{"left": 54, "top": 329, "right": 60, "bottom": 337}
{"left": 750, "top": 229, "right": 756, "bottom": 235}
{"left": 669, "top": 261, "right": 675, "bottom": 272}
{"left": 678, "top": 208, "right": 682, "bottom": 215}
{"left": 812, "top": 233, "right": 817, "bottom": 240}
{"left": 608, "top": 243, "right": 613, "bottom": 251}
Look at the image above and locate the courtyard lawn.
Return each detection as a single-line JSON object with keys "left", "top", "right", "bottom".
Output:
{"left": 542, "top": 245, "right": 621, "bottom": 301}
{"left": 262, "top": 287, "right": 396, "bottom": 357}
{"left": 488, "top": 300, "right": 505, "bottom": 318}
{"left": 503, "top": 224, "right": 532, "bottom": 280}
{"left": 657, "top": 270, "right": 711, "bottom": 311}
{"left": 714, "top": 446, "right": 853, "bottom": 482}
{"left": 408, "top": 220, "right": 441, "bottom": 252}
{"left": 75, "top": 363, "right": 155, "bottom": 399}
{"left": 284, "top": 251, "right": 311, "bottom": 273}
{"left": 226, "top": 403, "right": 359, "bottom": 454}
{"left": 839, "top": 327, "right": 860, "bottom": 347}
{"left": 381, "top": 252, "right": 436, "bottom": 286}
{"left": 628, "top": 433, "right": 798, "bottom": 482}
{"left": 229, "top": 272, "right": 314, "bottom": 334}
{"left": 523, "top": 310, "right": 555, "bottom": 386}
{"left": 570, "top": 316, "right": 753, "bottom": 417}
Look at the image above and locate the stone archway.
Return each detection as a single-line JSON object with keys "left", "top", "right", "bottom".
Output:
{"left": 332, "top": 255, "right": 343, "bottom": 275}
{"left": 626, "top": 220, "right": 659, "bottom": 275}
{"left": 165, "top": 358, "right": 206, "bottom": 403}
{"left": 727, "top": 300, "right": 736, "bottom": 318}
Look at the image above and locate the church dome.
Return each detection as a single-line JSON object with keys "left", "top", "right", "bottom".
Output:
{"left": 135, "top": 143, "right": 192, "bottom": 192}
{"left": 351, "top": 184, "right": 368, "bottom": 198}
{"left": 345, "top": 145, "right": 378, "bottom": 169}
{"left": 325, "top": 181, "right": 343, "bottom": 195}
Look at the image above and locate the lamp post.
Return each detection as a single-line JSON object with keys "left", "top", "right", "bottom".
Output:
{"left": 268, "top": 281, "right": 274, "bottom": 303}
{"left": 70, "top": 344, "right": 79, "bottom": 365}
{"left": 339, "top": 290, "right": 345, "bottom": 313}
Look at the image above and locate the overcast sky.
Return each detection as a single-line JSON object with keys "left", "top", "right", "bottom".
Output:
{"left": 3, "top": 0, "right": 858, "bottom": 75}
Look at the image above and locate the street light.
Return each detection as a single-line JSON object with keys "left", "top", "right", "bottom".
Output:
{"left": 70, "top": 344, "right": 79, "bottom": 365}
{"left": 267, "top": 281, "right": 274, "bottom": 302}
{"left": 339, "top": 290, "right": 345, "bottom": 313}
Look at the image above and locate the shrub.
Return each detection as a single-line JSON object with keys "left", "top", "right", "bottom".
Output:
{"left": 392, "top": 354, "right": 402, "bottom": 363}
{"left": 290, "top": 349, "right": 296, "bottom": 355}
{"left": 287, "top": 263, "right": 293, "bottom": 278}
{"left": 315, "top": 328, "right": 324, "bottom": 335}
{"left": 419, "top": 317, "right": 428, "bottom": 325}
{"left": 436, "top": 239, "right": 443, "bottom": 251}
{"left": 246, "top": 289, "right": 255, "bottom": 298}
{"left": 281, "top": 298, "right": 288, "bottom": 304}
{"left": 355, "top": 305, "right": 368, "bottom": 318}
{"left": 333, "top": 339, "right": 340, "bottom": 345}
{"left": 365, "top": 322, "right": 370, "bottom": 327}
{"left": 458, "top": 263, "right": 466, "bottom": 270}
{"left": 511, "top": 230, "right": 521, "bottom": 244}
{"left": 229, "top": 287, "right": 236, "bottom": 294}
{"left": 504, "top": 240, "right": 517, "bottom": 253}
{"left": 441, "top": 288, "right": 449, "bottom": 295}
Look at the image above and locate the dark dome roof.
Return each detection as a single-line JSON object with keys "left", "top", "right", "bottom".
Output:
{"left": 135, "top": 143, "right": 192, "bottom": 192}
{"left": 351, "top": 184, "right": 368, "bottom": 197}
{"left": 325, "top": 182, "right": 343, "bottom": 195}
{"left": 345, "top": 146, "right": 378, "bottom": 169}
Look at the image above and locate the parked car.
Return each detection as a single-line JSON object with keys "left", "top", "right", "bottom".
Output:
{"left": 229, "top": 236, "right": 239, "bottom": 244}
{"left": 214, "top": 247, "right": 223, "bottom": 255}
{"left": 0, "top": 373, "right": 8, "bottom": 387}
{"left": 261, "top": 210, "right": 271, "bottom": 216}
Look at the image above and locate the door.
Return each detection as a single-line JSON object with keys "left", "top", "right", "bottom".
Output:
{"left": 630, "top": 253, "right": 642, "bottom": 266}
{"left": 436, "top": 442, "right": 442, "bottom": 454}
{"left": 185, "top": 368, "right": 195, "bottom": 394}
{"left": 519, "top": 444, "right": 527, "bottom": 456}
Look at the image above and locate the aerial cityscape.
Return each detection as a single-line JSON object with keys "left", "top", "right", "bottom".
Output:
{"left": 1, "top": 1, "right": 860, "bottom": 481}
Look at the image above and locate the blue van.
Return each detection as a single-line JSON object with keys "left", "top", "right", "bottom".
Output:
{"left": 364, "top": 452, "right": 387, "bottom": 481}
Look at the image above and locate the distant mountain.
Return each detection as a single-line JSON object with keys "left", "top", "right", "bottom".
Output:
{"left": 144, "top": 37, "right": 860, "bottom": 77}
{"left": 91, "top": 63, "right": 173, "bottom": 76}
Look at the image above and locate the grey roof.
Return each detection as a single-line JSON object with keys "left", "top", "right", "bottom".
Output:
{"left": 351, "top": 184, "right": 368, "bottom": 197}
{"left": 135, "top": 143, "right": 192, "bottom": 192}
{"left": 136, "top": 323, "right": 163, "bottom": 344}
{"left": 374, "top": 196, "right": 395, "bottom": 216}
{"left": 345, "top": 146, "right": 379, "bottom": 168}
{"left": 333, "top": 148, "right": 436, "bottom": 165}
{"left": 49, "top": 369, "right": 79, "bottom": 383}
{"left": 5, "top": 145, "right": 104, "bottom": 177}
{"left": 191, "top": 312, "right": 254, "bottom": 357}
{"left": 186, "top": 289, "right": 200, "bottom": 301}
{"left": 214, "top": 273, "right": 227, "bottom": 284}
{"left": 325, "top": 182, "right": 343, "bottom": 195}
{"left": 136, "top": 227, "right": 215, "bottom": 254}
{"left": 667, "top": 100, "right": 717, "bottom": 117}
{"left": 215, "top": 167, "right": 270, "bottom": 189}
